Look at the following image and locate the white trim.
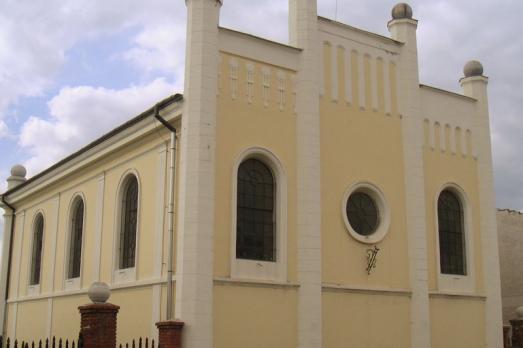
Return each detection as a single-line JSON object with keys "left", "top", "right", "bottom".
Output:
{"left": 14, "top": 211, "right": 26, "bottom": 298}
{"left": 154, "top": 144, "right": 168, "bottom": 277}
{"left": 48, "top": 195, "right": 60, "bottom": 293}
{"left": 358, "top": 51, "right": 366, "bottom": 110}
{"left": 63, "top": 192, "right": 86, "bottom": 291}
{"left": 341, "top": 182, "right": 391, "bottom": 244}
{"left": 434, "top": 183, "right": 476, "bottom": 293}
{"left": 322, "top": 283, "right": 412, "bottom": 297}
{"left": 344, "top": 48, "right": 353, "bottom": 105}
{"left": 93, "top": 174, "right": 105, "bottom": 282}
{"left": 112, "top": 169, "right": 142, "bottom": 284}
{"left": 331, "top": 44, "right": 338, "bottom": 102}
{"left": 230, "top": 146, "right": 288, "bottom": 282}
{"left": 27, "top": 210, "right": 45, "bottom": 294}
{"left": 214, "top": 277, "right": 299, "bottom": 289}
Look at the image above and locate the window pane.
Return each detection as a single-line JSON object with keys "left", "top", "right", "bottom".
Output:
{"left": 68, "top": 199, "right": 84, "bottom": 279}
{"left": 236, "top": 159, "right": 276, "bottom": 261}
{"left": 438, "top": 190, "right": 466, "bottom": 275}
{"left": 120, "top": 176, "right": 138, "bottom": 269}
{"left": 346, "top": 192, "right": 379, "bottom": 236}
{"left": 30, "top": 215, "right": 44, "bottom": 285}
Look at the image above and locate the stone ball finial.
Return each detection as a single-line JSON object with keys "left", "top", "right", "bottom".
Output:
{"left": 464, "top": 60, "right": 484, "bottom": 77}
{"left": 88, "top": 282, "right": 111, "bottom": 304}
{"left": 516, "top": 306, "right": 523, "bottom": 319}
{"left": 10, "top": 164, "right": 27, "bottom": 178}
{"left": 392, "top": 3, "right": 413, "bottom": 19}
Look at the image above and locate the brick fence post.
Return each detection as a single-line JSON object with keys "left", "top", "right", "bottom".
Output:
{"left": 156, "top": 320, "right": 184, "bottom": 348}
{"left": 79, "top": 282, "right": 119, "bottom": 348}
{"left": 511, "top": 307, "right": 523, "bottom": 348}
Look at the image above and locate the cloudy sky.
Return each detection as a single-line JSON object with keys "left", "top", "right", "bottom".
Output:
{"left": 0, "top": 0, "right": 522, "bottom": 244}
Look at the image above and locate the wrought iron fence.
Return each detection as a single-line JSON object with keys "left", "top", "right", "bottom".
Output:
{"left": 118, "top": 338, "right": 157, "bottom": 348}
{"left": 0, "top": 335, "right": 83, "bottom": 348}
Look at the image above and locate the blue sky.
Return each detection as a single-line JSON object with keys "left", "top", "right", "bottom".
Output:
{"left": 1, "top": 0, "right": 523, "bottom": 245}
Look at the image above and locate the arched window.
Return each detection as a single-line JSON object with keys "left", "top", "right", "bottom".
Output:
{"left": 236, "top": 158, "right": 275, "bottom": 262}
{"left": 119, "top": 175, "right": 139, "bottom": 269}
{"left": 30, "top": 214, "right": 44, "bottom": 286}
{"left": 438, "top": 189, "right": 466, "bottom": 275}
{"left": 68, "top": 197, "right": 84, "bottom": 279}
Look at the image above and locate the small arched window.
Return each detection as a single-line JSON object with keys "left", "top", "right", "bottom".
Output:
{"left": 236, "top": 158, "right": 275, "bottom": 262}
{"left": 30, "top": 214, "right": 44, "bottom": 286}
{"left": 68, "top": 198, "right": 84, "bottom": 279}
{"left": 119, "top": 175, "right": 139, "bottom": 269}
{"left": 438, "top": 189, "right": 466, "bottom": 275}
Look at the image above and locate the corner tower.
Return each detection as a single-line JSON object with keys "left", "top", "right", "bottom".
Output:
{"left": 175, "top": 1, "right": 222, "bottom": 347}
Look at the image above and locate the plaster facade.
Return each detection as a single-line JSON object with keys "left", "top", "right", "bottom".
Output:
{"left": 0, "top": 1, "right": 503, "bottom": 347}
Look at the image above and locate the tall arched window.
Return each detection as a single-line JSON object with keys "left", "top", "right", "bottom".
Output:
{"left": 236, "top": 158, "right": 275, "bottom": 262}
{"left": 30, "top": 214, "right": 44, "bottom": 286}
{"left": 119, "top": 175, "right": 139, "bottom": 269}
{"left": 438, "top": 189, "right": 466, "bottom": 275}
{"left": 68, "top": 197, "right": 84, "bottom": 279}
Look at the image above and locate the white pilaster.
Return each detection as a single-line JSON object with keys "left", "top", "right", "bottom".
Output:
{"left": 0, "top": 208, "right": 14, "bottom": 335}
{"left": 14, "top": 211, "right": 26, "bottom": 298}
{"left": 389, "top": 16, "right": 432, "bottom": 348}
{"left": 155, "top": 144, "right": 168, "bottom": 278}
{"left": 461, "top": 74, "right": 503, "bottom": 348}
{"left": 289, "top": 0, "right": 323, "bottom": 347}
{"left": 93, "top": 173, "right": 105, "bottom": 283}
{"left": 175, "top": 1, "right": 221, "bottom": 347}
{"left": 48, "top": 195, "right": 60, "bottom": 292}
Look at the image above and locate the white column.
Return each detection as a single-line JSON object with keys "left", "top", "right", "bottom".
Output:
{"left": 47, "top": 195, "right": 60, "bottom": 292}
{"left": 175, "top": 1, "right": 221, "bottom": 347}
{"left": 461, "top": 73, "right": 503, "bottom": 348}
{"left": 389, "top": 16, "right": 432, "bottom": 348}
{"left": 289, "top": 0, "right": 323, "bottom": 347}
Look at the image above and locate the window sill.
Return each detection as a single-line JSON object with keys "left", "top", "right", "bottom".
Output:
{"left": 27, "top": 284, "right": 40, "bottom": 296}
{"left": 231, "top": 258, "right": 286, "bottom": 283}
{"left": 214, "top": 277, "right": 299, "bottom": 289}
{"left": 114, "top": 267, "right": 136, "bottom": 283}
{"left": 64, "top": 277, "right": 81, "bottom": 291}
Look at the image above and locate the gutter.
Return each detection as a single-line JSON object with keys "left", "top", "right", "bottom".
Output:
{"left": 0, "top": 195, "right": 15, "bottom": 337}
{"left": 153, "top": 104, "right": 177, "bottom": 321}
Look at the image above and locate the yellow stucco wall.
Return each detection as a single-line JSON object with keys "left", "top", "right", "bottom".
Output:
{"left": 214, "top": 52, "right": 298, "bottom": 281}
{"left": 214, "top": 284, "right": 298, "bottom": 348}
{"left": 320, "top": 41, "right": 409, "bottom": 290}
{"left": 429, "top": 297, "right": 486, "bottom": 348}
{"left": 323, "top": 291, "right": 411, "bottom": 347}
{"left": 15, "top": 300, "right": 48, "bottom": 341}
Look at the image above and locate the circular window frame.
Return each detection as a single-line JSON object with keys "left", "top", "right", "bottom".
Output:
{"left": 341, "top": 182, "right": 391, "bottom": 244}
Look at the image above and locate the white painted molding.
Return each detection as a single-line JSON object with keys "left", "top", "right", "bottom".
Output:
{"left": 14, "top": 211, "right": 26, "bottom": 298}
{"left": 48, "top": 195, "right": 60, "bottom": 293}
{"left": 154, "top": 144, "right": 168, "bottom": 278}
{"left": 322, "top": 283, "right": 412, "bottom": 297}
{"left": 93, "top": 173, "right": 105, "bottom": 283}
{"left": 344, "top": 48, "right": 353, "bottom": 105}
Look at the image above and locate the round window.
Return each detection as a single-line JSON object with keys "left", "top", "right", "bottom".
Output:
{"left": 341, "top": 183, "right": 391, "bottom": 244}
{"left": 346, "top": 192, "right": 379, "bottom": 236}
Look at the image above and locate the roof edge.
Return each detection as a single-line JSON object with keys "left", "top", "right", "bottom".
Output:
{"left": 2, "top": 93, "right": 183, "bottom": 199}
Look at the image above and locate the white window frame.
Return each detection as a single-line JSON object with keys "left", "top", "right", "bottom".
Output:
{"left": 231, "top": 147, "right": 288, "bottom": 282}
{"left": 63, "top": 192, "right": 86, "bottom": 291}
{"left": 341, "top": 182, "right": 391, "bottom": 244}
{"left": 434, "top": 183, "right": 475, "bottom": 293}
{"left": 27, "top": 211, "right": 45, "bottom": 296}
{"left": 112, "top": 170, "right": 141, "bottom": 284}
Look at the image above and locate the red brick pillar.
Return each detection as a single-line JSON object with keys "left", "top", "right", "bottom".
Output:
{"left": 512, "top": 319, "right": 523, "bottom": 348}
{"left": 156, "top": 320, "right": 184, "bottom": 348}
{"left": 79, "top": 282, "right": 119, "bottom": 348}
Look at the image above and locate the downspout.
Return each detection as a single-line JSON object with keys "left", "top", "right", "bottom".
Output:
{"left": 0, "top": 195, "right": 15, "bottom": 337}
{"left": 154, "top": 104, "right": 177, "bottom": 320}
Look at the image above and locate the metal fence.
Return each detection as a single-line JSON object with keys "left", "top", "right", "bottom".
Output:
{"left": 118, "top": 338, "right": 157, "bottom": 348}
{"left": 0, "top": 336, "right": 83, "bottom": 348}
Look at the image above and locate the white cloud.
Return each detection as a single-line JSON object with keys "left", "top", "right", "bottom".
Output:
{"left": 0, "top": 121, "right": 7, "bottom": 138}
{"left": 19, "top": 78, "right": 177, "bottom": 174}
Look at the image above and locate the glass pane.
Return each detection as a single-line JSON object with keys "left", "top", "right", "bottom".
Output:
{"left": 69, "top": 199, "right": 84, "bottom": 279}
{"left": 31, "top": 215, "right": 44, "bottom": 285}
{"left": 236, "top": 159, "right": 276, "bottom": 261}
{"left": 120, "top": 177, "right": 138, "bottom": 269}
{"left": 438, "top": 190, "right": 466, "bottom": 275}
{"left": 346, "top": 192, "right": 379, "bottom": 236}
